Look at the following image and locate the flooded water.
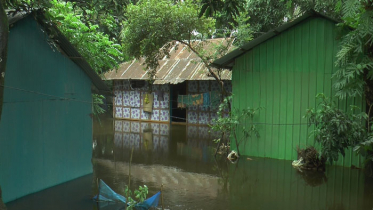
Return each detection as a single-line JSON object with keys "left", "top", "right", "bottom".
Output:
{"left": 7, "top": 118, "right": 373, "bottom": 210}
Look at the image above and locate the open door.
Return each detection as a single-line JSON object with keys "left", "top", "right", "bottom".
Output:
{"left": 170, "top": 82, "right": 186, "bottom": 123}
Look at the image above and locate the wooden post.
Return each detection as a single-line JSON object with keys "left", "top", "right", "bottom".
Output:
{"left": 126, "top": 147, "right": 134, "bottom": 203}
{"left": 161, "top": 184, "right": 164, "bottom": 210}
{"left": 96, "top": 178, "right": 99, "bottom": 200}
{"left": 128, "top": 147, "right": 134, "bottom": 190}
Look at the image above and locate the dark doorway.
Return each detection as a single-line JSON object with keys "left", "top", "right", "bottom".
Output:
{"left": 171, "top": 82, "right": 187, "bottom": 122}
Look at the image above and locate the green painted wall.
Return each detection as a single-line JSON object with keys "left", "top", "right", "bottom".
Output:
{"left": 231, "top": 17, "right": 365, "bottom": 167}
{"left": 0, "top": 16, "right": 93, "bottom": 202}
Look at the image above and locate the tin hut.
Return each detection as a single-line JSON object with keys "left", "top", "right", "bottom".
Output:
{"left": 0, "top": 12, "right": 110, "bottom": 202}
{"left": 104, "top": 39, "right": 232, "bottom": 125}
{"left": 211, "top": 11, "right": 365, "bottom": 167}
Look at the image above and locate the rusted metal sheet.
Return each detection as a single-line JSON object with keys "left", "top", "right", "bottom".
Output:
{"left": 104, "top": 38, "right": 232, "bottom": 84}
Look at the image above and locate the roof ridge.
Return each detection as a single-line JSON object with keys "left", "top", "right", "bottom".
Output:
{"left": 8, "top": 10, "right": 110, "bottom": 94}
{"left": 211, "top": 10, "right": 340, "bottom": 69}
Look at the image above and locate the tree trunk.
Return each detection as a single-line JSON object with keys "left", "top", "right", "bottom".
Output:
{"left": 0, "top": 2, "right": 8, "bottom": 209}
{"left": 0, "top": 0, "right": 8, "bottom": 122}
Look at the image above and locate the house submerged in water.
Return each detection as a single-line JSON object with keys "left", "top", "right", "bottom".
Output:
{"left": 104, "top": 39, "right": 232, "bottom": 125}
{"left": 0, "top": 11, "right": 110, "bottom": 202}
{"left": 211, "top": 11, "right": 365, "bottom": 167}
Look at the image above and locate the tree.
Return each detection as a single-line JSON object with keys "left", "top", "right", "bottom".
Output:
{"left": 332, "top": 0, "right": 373, "bottom": 171}
{"left": 0, "top": 2, "right": 7, "bottom": 209}
{"left": 122, "top": 0, "right": 232, "bottom": 94}
{"left": 47, "top": 0, "right": 123, "bottom": 74}
{"left": 333, "top": 0, "right": 373, "bottom": 105}
{"left": 66, "top": 0, "right": 137, "bottom": 43}
{"left": 199, "top": 0, "right": 245, "bottom": 28}
{"left": 244, "top": 0, "right": 342, "bottom": 37}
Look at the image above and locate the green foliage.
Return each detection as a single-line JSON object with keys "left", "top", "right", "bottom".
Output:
{"left": 332, "top": 1, "right": 373, "bottom": 101}
{"left": 245, "top": 0, "right": 289, "bottom": 35}
{"left": 93, "top": 94, "right": 105, "bottom": 115}
{"left": 122, "top": 0, "right": 232, "bottom": 92}
{"left": 210, "top": 95, "right": 261, "bottom": 155}
{"left": 305, "top": 93, "right": 368, "bottom": 163}
{"left": 67, "top": 0, "right": 134, "bottom": 41}
{"left": 4, "top": 0, "right": 130, "bottom": 41}
{"left": 134, "top": 185, "right": 148, "bottom": 203}
{"left": 246, "top": 0, "right": 342, "bottom": 36}
{"left": 4, "top": 0, "right": 51, "bottom": 12}
{"left": 199, "top": 0, "right": 245, "bottom": 28}
{"left": 230, "top": 11, "right": 253, "bottom": 47}
{"left": 354, "top": 136, "right": 373, "bottom": 163}
{"left": 48, "top": 0, "right": 123, "bottom": 74}
{"left": 124, "top": 185, "right": 148, "bottom": 210}
{"left": 5, "top": 0, "right": 124, "bottom": 74}
{"left": 122, "top": 0, "right": 215, "bottom": 71}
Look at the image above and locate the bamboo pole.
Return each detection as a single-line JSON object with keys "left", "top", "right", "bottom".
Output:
{"left": 161, "top": 184, "right": 164, "bottom": 210}
{"left": 126, "top": 147, "right": 134, "bottom": 204}
{"left": 128, "top": 147, "right": 134, "bottom": 190}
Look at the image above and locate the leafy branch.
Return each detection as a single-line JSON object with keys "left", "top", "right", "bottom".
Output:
{"left": 210, "top": 95, "right": 262, "bottom": 156}
{"left": 304, "top": 93, "right": 368, "bottom": 163}
{"left": 124, "top": 185, "right": 149, "bottom": 210}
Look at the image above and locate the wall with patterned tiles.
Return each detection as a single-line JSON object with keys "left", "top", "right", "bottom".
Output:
{"left": 113, "top": 79, "right": 231, "bottom": 125}
{"left": 113, "top": 80, "right": 170, "bottom": 122}
{"left": 186, "top": 80, "right": 232, "bottom": 125}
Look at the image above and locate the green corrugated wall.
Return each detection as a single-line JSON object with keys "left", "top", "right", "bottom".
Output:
{"left": 231, "top": 17, "right": 365, "bottom": 167}
{"left": 0, "top": 16, "right": 93, "bottom": 202}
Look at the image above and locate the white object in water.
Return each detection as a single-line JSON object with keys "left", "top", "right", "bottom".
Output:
{"left": 292, "top": 157, "right": 304, "bottom": 167}
{"left": 227, "top": 150, "right": 239, "bottom": 163}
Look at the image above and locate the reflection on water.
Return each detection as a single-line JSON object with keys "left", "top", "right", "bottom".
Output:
{"left": 7, "top": 118, "right": 371, "bottom": 210}
{"left": 229, "top": 158, "right": 372, "bottom": 210}
{"left": 92, "top": 119, "right": 373, "bottom": 210}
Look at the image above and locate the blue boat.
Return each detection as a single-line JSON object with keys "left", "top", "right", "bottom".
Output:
{"left": 93, "top": 179, "right": 161, "bottom": 210}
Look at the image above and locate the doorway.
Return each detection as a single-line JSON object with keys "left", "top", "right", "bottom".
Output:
{"left": 170, "top": 82, "right": 187, "bottom": 123}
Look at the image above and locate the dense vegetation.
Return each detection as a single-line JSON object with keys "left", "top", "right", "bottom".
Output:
{"left": 0, "top": 2, "right": 373, "bottom": 205}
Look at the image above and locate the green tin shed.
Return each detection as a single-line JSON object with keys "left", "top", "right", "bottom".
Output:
{"left": 0, "top": 12, "right": 109, "bottom": 202}
{"left": 212, "top": 11, "right": 365, "bottom": 167}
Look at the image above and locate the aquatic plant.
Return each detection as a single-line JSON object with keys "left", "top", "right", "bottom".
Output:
{"left": 210, "top": 95, "right": 261, "bottom": 156}
{"left": 125, "top": 185, "right": 149, "bottom": 210}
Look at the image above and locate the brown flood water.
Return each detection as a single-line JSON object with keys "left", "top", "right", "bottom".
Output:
{"left": 7, "top": 118, "right": 373, "bottom": 210}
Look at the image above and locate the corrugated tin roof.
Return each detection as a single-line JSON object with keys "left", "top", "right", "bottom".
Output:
{"left": 104, "top": 38, "right": 232, "bottom": 84}
{"left": 211, "top": 10, "right": 339, "bottom": 69}
{"left": 8, "top": 11, "right": 111, "bottom": 95}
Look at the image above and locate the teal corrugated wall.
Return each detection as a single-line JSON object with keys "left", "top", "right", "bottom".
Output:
{"left": 232, "top": 17, "right": 365, "bottom": 167}
{"left": 0, "top": 16, "right": 93, "bottom": 202}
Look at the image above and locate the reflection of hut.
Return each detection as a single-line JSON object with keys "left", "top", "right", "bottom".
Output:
{"left": 104, "top": 39, "right": 232, "bottom": 125}
{"left": 114, "top": 120, "right": 218, "bottom": 162}
{"left": 114, "top": 121, "right": 170, "bottom": 152}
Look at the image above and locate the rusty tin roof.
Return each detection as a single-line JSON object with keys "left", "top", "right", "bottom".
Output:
{"left": 104, "top": 38, "right": 232, "bottom": 84}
